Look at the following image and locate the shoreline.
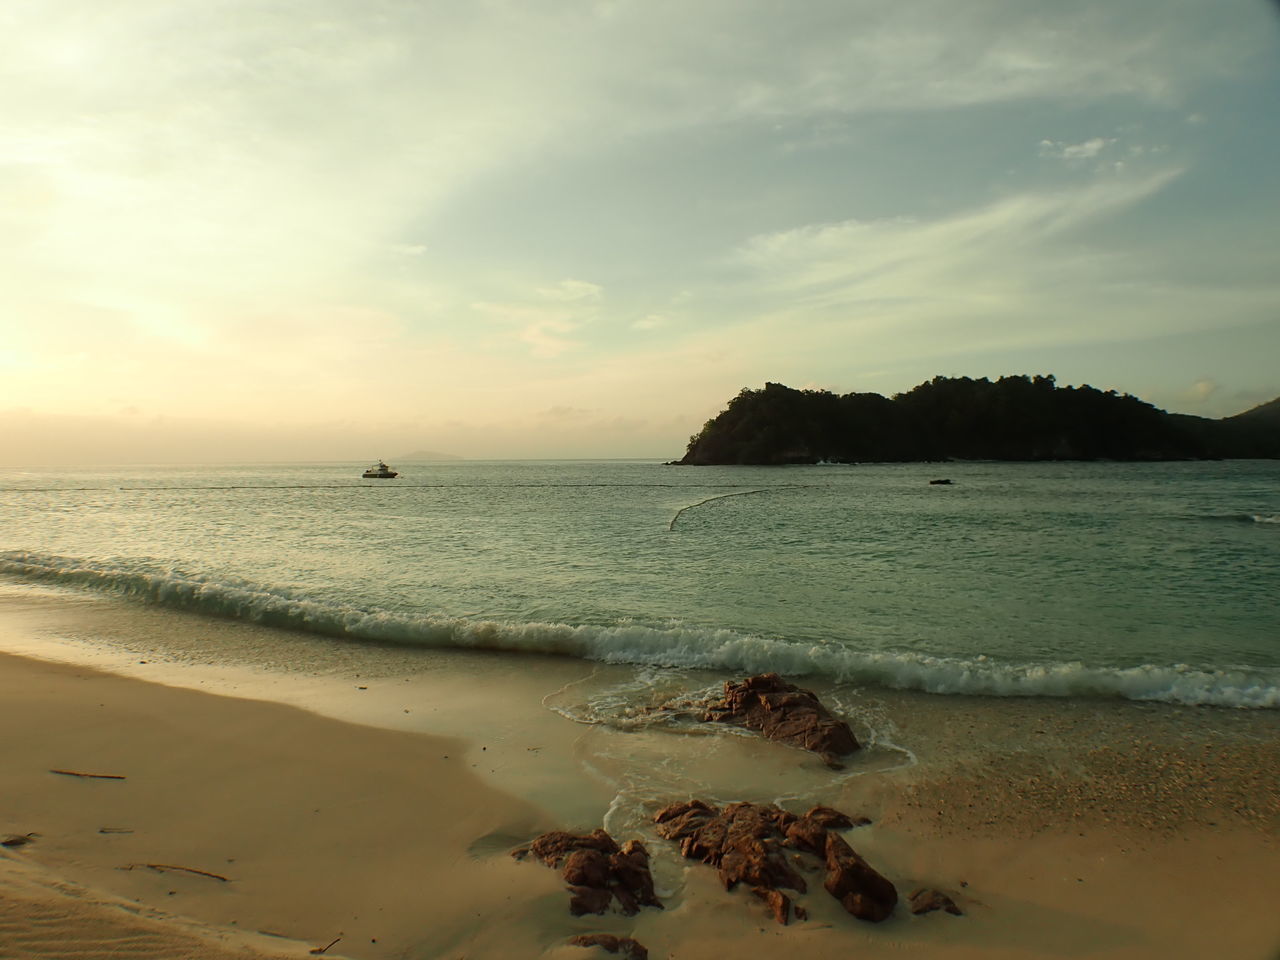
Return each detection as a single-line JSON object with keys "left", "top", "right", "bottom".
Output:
{"left": 2, "top": 589, "right": 1279, "bottom": 959}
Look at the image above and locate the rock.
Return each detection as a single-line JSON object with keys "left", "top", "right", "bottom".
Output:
{"left": 656, "top": 798, "right": 894, "bottom": 925}
{"left": 823, "top": 832, "right": 897, "bottom": 922}
{"left": 568, "top": 885, "right": 614, "bottom": 916}
{"left": 563, "top": 849, "right": 611, "bottom": 889}
{"left": 804, "top": 805, "right": 857, "bottom": 829}
{"left": 567, "top": 933, "right": 649, "bottom": 959}
{"left": 752, "top": 886, "right": 791, "bottom": 925}
{"left": 515, "top": 829, "right": 661, "bottom": 917}
{"left": 908, "top": 887, "right": 963, "bottom": 916}
{"left": 782, "top": 816, "right": 829, "bottom": 855}
{"left": 655, "top": 801, "right": 806, "bottom": 897}
{"left": 527, "top": 828, "right": 619, "bottom": 867}
{"left": 702, "top": 674, "right": 859, "bottom": 766}
{"left": 609, "top": 841, "right": 662, "bottom": 915}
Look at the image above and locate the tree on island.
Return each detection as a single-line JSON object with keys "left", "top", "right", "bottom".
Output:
{"left": 674, "top": 376, "right": 1280, "bottom": 465}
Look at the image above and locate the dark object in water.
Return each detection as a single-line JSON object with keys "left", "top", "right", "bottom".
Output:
{"left": 702, "top": 673, "right": 860, "bottom": 767}
{"left": 929, "top": 478, "right": 953, "bottom": 485}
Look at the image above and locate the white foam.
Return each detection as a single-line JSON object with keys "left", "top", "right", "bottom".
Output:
{"left": 3, "top": 550, "right": 1277, "bottom": 709}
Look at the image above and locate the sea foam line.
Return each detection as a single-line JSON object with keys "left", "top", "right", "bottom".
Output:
{"left": 2, "top": 551, "right": 1277, "bottom": 709}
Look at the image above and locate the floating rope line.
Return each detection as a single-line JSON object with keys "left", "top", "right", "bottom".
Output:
{"left": 668, "top": 489, "right": 769, "bottom": 531}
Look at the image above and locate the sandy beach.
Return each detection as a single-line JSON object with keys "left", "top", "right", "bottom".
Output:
{"left": 2, "top": 590, "right": 1279, "bottom": 960}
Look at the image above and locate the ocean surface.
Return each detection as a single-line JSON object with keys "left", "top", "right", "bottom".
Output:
{"left": 1, "top": 459, "right": 1277, "bottom": 709}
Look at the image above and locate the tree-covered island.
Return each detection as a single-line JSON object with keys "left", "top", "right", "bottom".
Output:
{"left": 673, "top": 375, "right": 1280, "bottom": 465}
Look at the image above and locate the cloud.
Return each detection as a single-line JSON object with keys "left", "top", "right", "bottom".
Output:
{"left": 536, "top": 279, "right": 603, "bottom": 302}
{"left": 1187, "top": 378, "right": 1219, "bottom": 402}
{"left": 1039, "top": 137, "right": 1116, "bottom": 160}
{"left": 716, "top": 169, "right": 1223, "bottom": 365}
{"left": 470, "top": 279, "right": 603, "bottom": 358}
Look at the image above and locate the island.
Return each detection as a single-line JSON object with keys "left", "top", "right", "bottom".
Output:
{"left": 673, "top": 375, "right": 1280, "bottom": 465}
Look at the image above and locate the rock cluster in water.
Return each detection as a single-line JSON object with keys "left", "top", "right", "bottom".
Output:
{"left": 512, "top": 828, "right": 662, "bottom": 918}
{"left": 653, "top": 799, "right": 898, "bottom": 924}
{"left": 701, "top": 673, "right": 860, "bottom": 768}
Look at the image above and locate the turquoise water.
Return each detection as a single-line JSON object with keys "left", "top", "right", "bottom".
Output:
{"left": 1, "top": 459, "right": 1277, "bottom": 707}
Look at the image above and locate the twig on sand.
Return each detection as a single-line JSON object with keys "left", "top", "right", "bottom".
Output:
{"left": 121, "top": 863, "right": 230, "bottom": 882}
{"left": 98, "top": 827, "right": 134, "bottom": 834}
{"left": 51, "top": 769, "right": 127, "bottom": 780}
{"left": 310, "top": 936, "right": 343, "bottom": 954}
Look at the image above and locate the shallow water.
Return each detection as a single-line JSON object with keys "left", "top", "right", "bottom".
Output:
{"left": 1, "top": 459, "right": 1277, "bottom": 707}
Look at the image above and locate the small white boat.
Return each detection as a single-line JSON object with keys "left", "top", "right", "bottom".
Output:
{"left": 361, "top": 460, "right": 398, "bottom": 479}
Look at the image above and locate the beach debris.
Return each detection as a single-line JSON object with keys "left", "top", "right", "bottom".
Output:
{"left": 121, "top": 863, "right": 230, "bottom": 882}
{"left": 98, "top": 827, "right": 134, "bottom": 834}
{"left": 908, "top": 887, "right": 963, "bottom": 916}
{"left": 309, "top": 935, "right": 343, "bottom": 955}
{"left": 512, "top": 828, "right": 663, "bottom": 917}
{"left": 654, "top": 799, "right": 896, "bottom": 925}
{"left": 567, "top": 933, "right": 649, "bottom": 959}
{"left": 700, "top": 674, "right": 860, "bottom": 767}
{"left": 51, "top": 768, "right": 127, "bottom": 780}
{"left": 929, "top": 478, "right": 954, "bottom": 485}
{"left": 1, "top": 833, "right": 38, "bottom": 848}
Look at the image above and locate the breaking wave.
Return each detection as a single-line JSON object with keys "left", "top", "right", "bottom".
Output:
{"left": 3, "top": 550, "right": 1277, "bottom": 709}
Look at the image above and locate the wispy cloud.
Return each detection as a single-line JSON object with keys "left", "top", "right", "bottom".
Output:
{"left": 1039, "top": 137, "right": 1116, "bottom": 161}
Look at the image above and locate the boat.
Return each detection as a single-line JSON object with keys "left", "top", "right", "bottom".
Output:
{"left": 361, "top": 460, "right": 398, "bottom": 479}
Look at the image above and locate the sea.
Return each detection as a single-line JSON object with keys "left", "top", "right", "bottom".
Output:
{"left": 1, "top": 458, "right": 1277, "bottom": 711}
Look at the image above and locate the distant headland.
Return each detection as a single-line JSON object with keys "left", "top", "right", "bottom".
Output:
{"left": 672, "top": 375, "right": 1280, "bottom": 465}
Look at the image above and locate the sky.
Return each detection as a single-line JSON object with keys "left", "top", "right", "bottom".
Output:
{"left": 3, "top": 0, "right": 1279, "bottom": 463}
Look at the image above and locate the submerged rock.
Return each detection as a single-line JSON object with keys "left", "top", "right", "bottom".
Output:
{"left": 513, "top": 830, "right": 662, "bottom": 917}
{"left": 702, "top": 673, "right": 860, "bottom": 767}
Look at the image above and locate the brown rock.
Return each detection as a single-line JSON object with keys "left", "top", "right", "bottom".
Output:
{"left": 803, "top": 805, "right": 856, "bottom": 829}
{"left": 609, "top": 840, "right": 663, "bottom": 915}
{"left": 516, "top": 829, "right": 662, "bottom": 918}
{"left": 568, "top": 884, "right": 614, "bottom": 916}
{"left": 563, "top": 849, "right": 611, "bottom": 888}
{"left": 823, "top": 831, "right": 897, "bottom": 922}
{"left": 703, "top": 674, "right": 860, "bottom": 765}
{"left": 908, "top": 887, "right": 963, "bottom": 916}
{"left": 752, "top": 886, "right": 791, "bottom": 925}
{"left": 656, "top": 801, "right": 807, "bottom": 895}
{"left": 783, "top": 816, "right": 828, "bottom": 855}
{"left": 528, "top": 828, "right": 619, "bottom": 867}
{"left": 567, "top": 934, "right": 649, "bottom": 959}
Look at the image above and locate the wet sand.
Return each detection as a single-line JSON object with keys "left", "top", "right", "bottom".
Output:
{"left": 2, "top": 590, "right": 1278, "bottom": 960}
